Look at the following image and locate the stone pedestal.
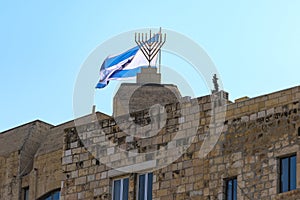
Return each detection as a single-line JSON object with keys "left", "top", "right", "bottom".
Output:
{"left": 113, "top": 67, "right": 181, "bottom": 118}
{"left": 136, "top": 67, "right": 161, "bottom": 84}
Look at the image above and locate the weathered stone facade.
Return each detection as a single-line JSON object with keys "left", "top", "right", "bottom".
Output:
{"left": 60, "top": 86, "right": 300, "bottom": 200}
{"left": 0, "top": 120, "right": 74, "bottom": 200}
{"left": 1, "top": 86, "right": 300, "bottom": 200}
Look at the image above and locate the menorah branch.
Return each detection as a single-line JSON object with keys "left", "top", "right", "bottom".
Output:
{"left": 135, "top": 29, "right": 166, "bottom": 68}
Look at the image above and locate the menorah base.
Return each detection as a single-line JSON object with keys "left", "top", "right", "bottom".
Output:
{"left": 136, "top": 67, "right": 161, "bottom": 84}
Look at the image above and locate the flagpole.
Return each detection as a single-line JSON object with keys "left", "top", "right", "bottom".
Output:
{"left": 159, "top": 49, "right": 161, "bottom": 73}
{"left": 159, "top": 27, "right": 162, "bottom": 73}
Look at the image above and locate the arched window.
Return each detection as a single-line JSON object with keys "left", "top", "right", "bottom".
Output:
{"left": 37, "top": 189, "right": 60, "bottom": 200}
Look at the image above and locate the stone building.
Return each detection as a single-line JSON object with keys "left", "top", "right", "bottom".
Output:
{"left": 0, "top": 119, "right": 70, "bottom": 200}
{"left": 0, "top": 113, "right": 110, "bottom": 200}
{"left": 1, "top": 68, "right": 300, "bottom": 200}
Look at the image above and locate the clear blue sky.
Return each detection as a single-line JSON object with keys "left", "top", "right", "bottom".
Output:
{"left": 1, "top": 1, "right": 300, "bottom": 132}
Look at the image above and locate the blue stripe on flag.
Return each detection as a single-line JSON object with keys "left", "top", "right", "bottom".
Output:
{"left": 95, "top": 82, "right": 108, "bottom": 89}
{"left": 102, "top": 46, "right": 139, "bottom": 69}
{"left": 110, "top": 67, "right": 143, "bottom": 79}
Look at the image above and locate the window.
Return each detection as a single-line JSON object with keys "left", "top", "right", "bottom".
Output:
{"left": 225, "top": 177, "right": 237, "bottom": 200}
{"left": 113, "top": 177, "right": 129, "bottom": 200}
{"left": 23, "top": 187, "right": 29, "bottom": 200}
{"left": 138, "top": 173, "right": 153, "bottom": 200}
{"left": 280, "top": 154, "right": 297, "bottom": 193}
{"left": 37, "top": 189, "right": 60, "bottom": 200}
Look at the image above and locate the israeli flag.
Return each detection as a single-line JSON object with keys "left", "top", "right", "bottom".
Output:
{"left": 96, "top": 35, "right": 159, "bottom": 89}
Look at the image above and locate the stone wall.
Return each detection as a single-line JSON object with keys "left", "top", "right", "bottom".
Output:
{"left": 1, "top": 86, "right": 299, "bottom": 200}
{"left": 0, "top": 120, "right": 74, "bottom": 200}
{"left": 61, "top": 86, "right": 300, "bottom": 200}
{"left": 0, "top": 120, "right": 53, "bottom": 200}
{"left": 0, "top": 151, "right": 19, "bottom": 200}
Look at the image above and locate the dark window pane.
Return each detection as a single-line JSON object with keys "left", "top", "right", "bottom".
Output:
{"left": 233, "top": 178, "right": 237, "bottom": 200}
{"left": 147, "top": 173, "right": 153, "bottom": 200}
{"left": 23, "top": 187, "right": 29, "bottom": 200}
{"left": 139, "top": 174, "right": 145, "bottom": 200}
{"left": 290, "top": 155, "right": 297, "bottom": 190}
{"left": 53, "top": 191, "right": 60, "bottom": 200}
{"left": 225, "top": 178, "right": 237, "bottom": 200}
{"left": 113, "top": 180, "right": 121, "bottom": 200}
{"left": 123, "top": 178, "right": 129, "bottom": 200}
{"left": 227, "top": 180, "right": 233, "bottom": 200}
{"left": 37, "top": 189, "right": 60, "bottom": 200}
{"left": 281, "top": 157, "right": 289, "bottom": 192}
{"left": 139, "top": 173, "right": 153, "bottom": 200}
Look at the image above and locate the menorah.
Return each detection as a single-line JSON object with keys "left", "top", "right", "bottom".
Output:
{"left": 135, "top": 28, "right": 166, "bottom": 67}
